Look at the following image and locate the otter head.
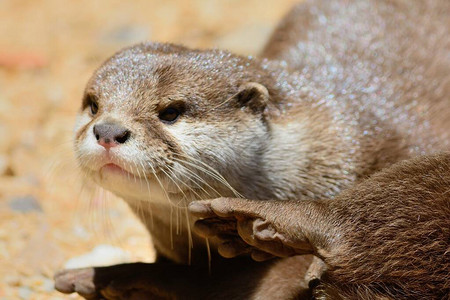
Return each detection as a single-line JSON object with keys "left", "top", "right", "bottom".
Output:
{"left": 74, "top": 42, "right": 277, "bottom": 204}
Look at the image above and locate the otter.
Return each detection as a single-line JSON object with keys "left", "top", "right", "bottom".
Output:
{"left": 54, "top": 0, "right": 449, "bottom": 299}
{"left": 191, "top": 152, "right": 450, "bottom": 299}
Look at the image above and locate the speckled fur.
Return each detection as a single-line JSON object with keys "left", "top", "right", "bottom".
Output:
{"left": 57, "top": 0, "right": 449, "bottom": 299}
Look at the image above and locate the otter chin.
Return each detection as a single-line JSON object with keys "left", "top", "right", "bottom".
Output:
{"left": 94, "top": 159, "right": 190, "bottom": 203}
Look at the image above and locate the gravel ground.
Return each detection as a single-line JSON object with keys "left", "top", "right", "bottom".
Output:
{"left": 0, "top": 0, "right": 298, "bottom": 299}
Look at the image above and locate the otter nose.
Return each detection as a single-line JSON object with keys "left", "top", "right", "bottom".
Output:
{"left": 93, "top": 123, "right": 130, "bottom": 148}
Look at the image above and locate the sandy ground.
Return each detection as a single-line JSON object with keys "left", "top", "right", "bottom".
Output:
{"left": 0, "top": 0, "right": 299, "bottom": 298}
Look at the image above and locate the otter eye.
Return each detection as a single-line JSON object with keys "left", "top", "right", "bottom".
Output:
{"left": 159, "top": 107, "right": 180, "bottom": 123}
{"left": 90, "top": 101, "right": 99, "bottom": 115}
{"left": 84, "top": 94, "right": 99, "bottom": 115}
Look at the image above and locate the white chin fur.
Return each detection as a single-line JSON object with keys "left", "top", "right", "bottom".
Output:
{"left": 91, "top": 170, "right": 176, "bottom": 205}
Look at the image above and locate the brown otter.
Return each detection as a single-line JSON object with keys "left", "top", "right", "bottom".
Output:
{"left": 54, "top": 0, "right": 449, "bottom": 298}
{"left": 191, "top": 152, "right": 450, "bottom": 299}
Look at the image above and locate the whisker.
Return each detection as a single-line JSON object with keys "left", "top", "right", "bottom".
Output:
{"left": 149, "top": 164, "right": 174, "bottom": 249}
{"left": 101, "top": 189, "right": 118, "bottom": 245}
{"left": 149, "top": 164, "right": 170, "bottom": 203}
{"left": 172, "top": 155, "right": 242, "bottom": 198}
{"left": 176, "top": 201, "right": 180, "bottom": 235}
{"left": 184, "top": 199, "right": 193, "bottom": 265}
{"left": 138, "top": 160, "right": 154, "bottom": 229}
{"left": 171, "top": 157, "right": 226, "bottom": 186}
{"left": 133, "top": 159, "right": 155, "bottom": 229}
{"left": 206, "top": 237, "right": 211, "bottom": 275}
{"left": 119, "top": 156, "right": 139, "bottom": 217}
{"left": 130, "top": 161, "right": 138, "bottom": 184}
{"left": 159, "top": 167, "right": 188, "bottom": 203}
{"left": 173, "top": 154, "right": 226, "bottom": 180}
{"left": 170, "top": 203, "right": 174, "bottom": 249}
{"left": 165, "top": 166, "right": 203, "bottom": 203}
{"left": 89, "top": 186, "right": 101, "bottom": 238}
{"left": 170, "top": 163, "right": 221, "bottom": 197}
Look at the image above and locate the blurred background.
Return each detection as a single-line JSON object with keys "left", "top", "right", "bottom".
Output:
{"left": 0, "top": 0, "right": 298, "bottom": 298}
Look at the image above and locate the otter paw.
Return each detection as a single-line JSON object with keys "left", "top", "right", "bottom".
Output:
{"left": 190, "top": 198, "right": 314, "bottom": 260}
{"left": 235, "top": 217, "right": 299, "bottom": 259}
{"left": 190, "top": 199, "right": 283, "bottom": 260}
{"left": 190, "top": 201, "right": 253, "bottom": 258}
{"left": 189, "top": 199, "right": 239, "bottom": 240}
{"left": 54, "top": 268, "right": 99, "bottom": 299}
{"left": 193, "top": 216, "right": 237, "bottom": 238}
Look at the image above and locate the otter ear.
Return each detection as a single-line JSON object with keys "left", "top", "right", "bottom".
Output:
{"left": 236, "top": 82, "right": 269, "bottom": 113}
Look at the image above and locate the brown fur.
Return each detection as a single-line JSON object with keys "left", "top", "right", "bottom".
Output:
{"left": 192, "top": 152, "right": 450, "bottom": 299}
{"left": 55, "top": 0, "right": 449, "bottom": 299}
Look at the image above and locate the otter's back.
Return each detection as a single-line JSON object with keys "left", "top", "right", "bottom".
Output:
{"left": 262, "top": 0, "right": 450, "bottom": 151}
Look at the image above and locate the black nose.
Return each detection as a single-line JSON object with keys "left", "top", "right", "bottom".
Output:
{"left": 93, "top": 123, "right": 130, "bottom": 146}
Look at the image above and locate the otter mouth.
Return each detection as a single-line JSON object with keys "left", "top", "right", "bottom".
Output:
{"left": 99, "top": 162, "right": 142, "bottom": 180}
{"left": 96, "top": 161, "right": 188, "bottom": 199}
{"left": 101, "top": 163, "right": 128, "bottom": 174}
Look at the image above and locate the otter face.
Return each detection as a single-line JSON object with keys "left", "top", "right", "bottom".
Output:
{"left": 73, "top": 43, "right": 272, "bottom": 204}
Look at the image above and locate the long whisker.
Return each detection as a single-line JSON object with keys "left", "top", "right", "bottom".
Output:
{"left": 138, "top": 160, "right": 154, "bottom": 229}
{"left": 184, "top": 198, "right": 193, "bottom": 266}
{"left": 149, "top": 164, "right": 171, "bottom": 203}
{"left": 176, "top": 200, "right": 180, "bottom": 235}
{"left": 172, "top": 155, "right": 242, "bottom": 198}
{"left": 102, "top": 189, "right": 120, "bottom": 247}
{"left": 149, "top": 163, "right": 194, "bottom": 262}
{"left": 159, "top": 167, "right": 188, "bottom": 205}
{"left": 165, "top": 165, "right": 203, "bottom": 202}
{"left": 133, "top": 159, "right": 153, "bottom": 227}
{"left": 134, "top": 158, "right": 148, "bottom": 229}
{"left": 171, "top": 158, "right": 227, "bottom": 187}
{"left": 206, "top": 237, "right": 211, "bottom": 275}
{"left": 159, "top": 167, "right": 187, "bottom": 239}
{"left": 133, "top": 160, "right": 144, "bottom": 189}
{"left": 173, "top": 154, "right": 227, "bottom": 182}
{"left": 149, "top": 163, "right": 174, "bottom": 249}
{"left": 89, "top": 186, "right": 101, "bottom": 238}
{"left": 130, "top": 161, "right": 138, "bottom": 184}
{"left": 171, "top": 163, "right": 221, "bottom": 197}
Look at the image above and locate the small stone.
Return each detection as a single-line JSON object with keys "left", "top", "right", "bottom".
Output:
{"left": 9, "top": 195, "right": 42, "bottom": 213}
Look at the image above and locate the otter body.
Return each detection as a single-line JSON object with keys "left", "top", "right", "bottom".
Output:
{"left": 55, "top": 0, "right": 449, "bottom": 299}
{"left": 192, "top": 152, "right": 450, "bottom": 299}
